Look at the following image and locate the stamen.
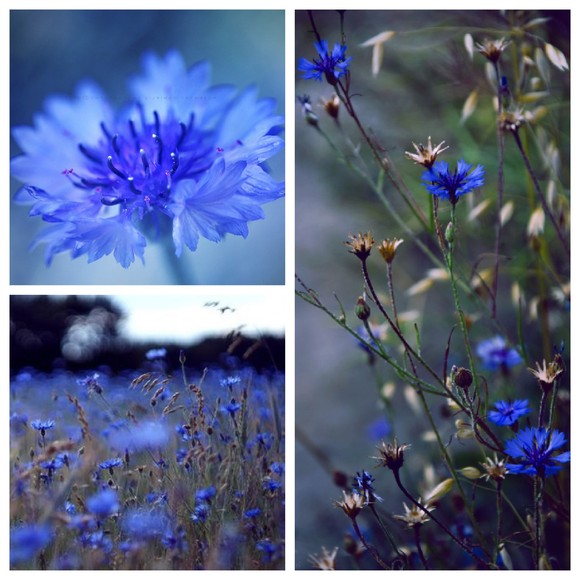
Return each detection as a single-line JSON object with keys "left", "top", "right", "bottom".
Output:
{"left": 176, "top": 122, "right": 188, "bottom": 149}
{"left": 111, "top": 134, "right": 121, "bottom": 156}
{"left": 107, "top": 156, "right": 127, "bottom": 179}
{"left": 127, "top": 177, "right": 141, "bottom": 195}
{"left": 140, "top": 149, "right": 150, "bottom": 176}
{"left": 78, "top": 143, "right": 102, "bottom": 164}
{"left": 170, "top": 152, "right": 179, "bottom": 174}
{"left": 101, "top": 195, "right": 124, "bottom": 206}
{"left": 153, "top": 111, "right": 160, "bottom": 136}
{"left": 153, "top": 133, "right": 163, "bottom": 165}
{"left": 100, "top": 122, "right": 113, "bottom": 141}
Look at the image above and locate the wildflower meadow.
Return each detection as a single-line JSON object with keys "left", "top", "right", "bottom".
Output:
{"left": 10, "top": 296, "right": 285, "bottom": 570}
{"left": 296, "top": 10, "right": 570, "bottom": 570}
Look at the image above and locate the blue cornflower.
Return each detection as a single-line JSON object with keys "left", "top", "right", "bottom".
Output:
{"left": 421, "top": 159, "right": 485, "bottom": 205}
{"left": 221, "top": 399, "right": 242, "bottom": 417}
{"left": 77, "top": 372, "right": 102, "bottom": 394}
{"left": 86, "top": 488, "right": 120, "bottom": 518}
{"left": 477, "top": 336, "right": 523, "bottom": 371}
{"left": 256, "top": 538, "right": 282, "bottom": 563}
{"left": 298, "top": 40, "right": 352, "bottom": 84}
{"left": 10, "top": 524, "right": 53, "bottom": 565}
{"left": 263, "top": 478, "right": 283, "bottom": 492}
{"left": 367, "top": 417, "right": 392, "bottom": 442}
{"left": 30, "top": 419, "right": 55, "bottom": 434}
{"left": 270, "top": 462, "right": 285, "bottom": 476}
{"left": 195, "top": 486, "right": 216, "bottom": 504}
{"left": 243, "top": 508, "right": 261, "bottom": 519}
{"left": 220, "top": 375, "right": 241, "bottom": 389}
{"left": 488, "top": 399, "right": 530, "bottom": 426}
{"left": 146, "top": 347, "right": 167, "bottom": 360}
{"left": 99, "top": 457, "right": 123, "bottom": 472}
{"left": 12, "top": 51, "right": 284, "bottom": 268}
{"left": 191, "top": 503, "right": 210, "bottom": 523}
{"left": 353, "top": 470, "right": 383, "bottom": 504}
{"left": 505, "top": 427, "right": 570, "bottom": 477}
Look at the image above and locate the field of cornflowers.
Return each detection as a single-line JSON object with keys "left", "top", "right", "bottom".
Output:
{"left": 10, "top": 353, "right": 285, "bottom": 570}
{"left": 296, "top": 10, "right": 570, "bottom": 570}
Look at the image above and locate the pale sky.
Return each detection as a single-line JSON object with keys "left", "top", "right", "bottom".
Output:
{"left": 111, "top": 294, "right": 286, "bottom": 343}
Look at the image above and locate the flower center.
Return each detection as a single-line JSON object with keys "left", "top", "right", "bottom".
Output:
{"left": 68, "top": 110, "right": 207, "bottom": 216}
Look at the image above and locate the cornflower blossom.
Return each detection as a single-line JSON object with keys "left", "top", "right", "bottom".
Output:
{"left": 353, "top": 470, "right": 383, "bottom": 504}
{"left": 86, "top": 489, "right": 120, "bottom": 518}
{"left": 98, "top": 457, "right": 123, "bottom": 472}
{"left": 30, "top": 419, "right": 55, "bottom": 433}
{"left": 298, "top": 40, "right": 352, "bottom": 84}
{"left": 10, "top": 524, "right": 53, "bottom": 565}
{"left": 476, "top": 336, "right": 523, "bottom": 371}
{"left": 421, "top": 159, "right": 485, "bottom": 204}
{"left": 505, "top": 427, "right": 570, "bottom": 477}
{"left": 488, "top": 399, "right": 530, "bottom": 426}
{"left": 11, "top": 51, "right": 284, "bottom": 268}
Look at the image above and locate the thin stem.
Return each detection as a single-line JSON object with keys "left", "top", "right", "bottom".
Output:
{"left": 360, "top": 258, "right": 443, "bottom": 387}
{"left": 369, "top": 504, "right": 406, "bottom": 561}
{"left": 533, "top": 475, "right": 545, "bottom": 569}
{"left": 392, "top": 469, "right": 492, "bottom": 568}
{"left": 447, "top": 204, "right": 480, "bottom": 400}
{"left": 494, "top": 479, "right": 503, "bottom": 567}
{"left": 492, "top": 61, "right": 505, "bottom": 319}
{"left": 385, "top": 262, "right": 400, "bottom": 328}
{"left": 413, "top": 525, "right": 430, "bottom": 570}
{"left": 511, "top": 130, "right": 570, "bottom": 257}
{"left": 351, "top": 518, "right": 389, "bottom": 570}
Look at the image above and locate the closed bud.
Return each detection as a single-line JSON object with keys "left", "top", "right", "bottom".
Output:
{"left": 454, "top": 367, "right": 473, "bottom": 389}
{"left": 355, "top": 296, "right": 371, "bottom": 321}
{"left": 424, "top": 478, "right": 454, "bottom": 503}
{"left": 459, "top": 467, "right": 482, "bottom": 480}
{"left": 445, "top": 222, "right": 455, "bottom": 245}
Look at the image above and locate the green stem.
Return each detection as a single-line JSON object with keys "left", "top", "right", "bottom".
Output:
{"left": 447, "top": 204, "right": 480, "bottom": 400}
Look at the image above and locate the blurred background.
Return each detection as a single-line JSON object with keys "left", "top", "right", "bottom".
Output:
{"left": 10, "top": 294, "right": 285, "bottom": 375}
{"left": 10, "top": 10, "right": 285, "bottom": 285}
{"left": 295, "top": 10, "right": 570, "bottom": 569}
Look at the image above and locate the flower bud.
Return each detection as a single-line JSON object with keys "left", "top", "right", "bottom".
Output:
{"left": 355, "top": 296, "right": 371, "bottom": 321}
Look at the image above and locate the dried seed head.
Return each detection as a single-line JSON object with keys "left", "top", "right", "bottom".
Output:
{"left": 481, "top": 454, "right": 509, "bottom": 482}
{"left": 393, "top": 498, "right": 434, "bottom": 528}
{"left": 374, "top": 440, "right": 410, "bottom": 471}
{"left": 345, "top": 232, "right": 374, "bottom": 261}
{"left": 476, "top": 38, "right": 510, "bottom": 63}
{"left": 309, "top": 546, "right": 339, "bottom": 570}
{"left": 405, "top": 136, "right": 449, "bottom": 168}
{"left": 334, "top": 490, "right": 365, "bottom": 520}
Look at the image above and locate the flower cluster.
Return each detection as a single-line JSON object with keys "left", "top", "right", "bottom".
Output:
{"left": 11, "top": 51, "right": 284, "bottom": 268}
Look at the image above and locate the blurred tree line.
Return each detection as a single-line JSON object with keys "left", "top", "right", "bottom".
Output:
{"left": 10, "top": 296, "right": 284, "bottom": 375}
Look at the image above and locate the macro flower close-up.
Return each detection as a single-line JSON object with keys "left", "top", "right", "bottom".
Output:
{"left": 10, "top": 10, "right": 285, "bottom": 284}
{"left": 11, "top": 51, "right": 284, "bottom": 271}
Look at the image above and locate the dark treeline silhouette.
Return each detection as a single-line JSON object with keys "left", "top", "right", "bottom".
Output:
{"left": 10, "top": 296, "right": 284, "bottom": 375}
